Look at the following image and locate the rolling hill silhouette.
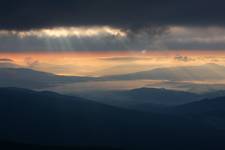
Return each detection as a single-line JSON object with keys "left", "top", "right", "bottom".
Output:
{"left": 1, "top": 87, "right": 225, "bottom": 149}
{"left": 81, "top": 88, "right": 202, "bottom": 112}
{"left": 103, "top": 63, "right": 225, "bottom": 81}
{"left": 0, "top": 68, "right": 94, "bottom": 89}
{"left": 0, "top": 140, "right": 119, "bottom": 150}
{"left": 0, "top": 62, "right": 20, "bottom": 68}
{"left": 81, "top": 87, "right": 225, "bottom": 112}
{"left": 172, "top": 96, "right": 225, "bottom": 114}
{"left": 170, "top": 96, "right": 225, "bottom": 130}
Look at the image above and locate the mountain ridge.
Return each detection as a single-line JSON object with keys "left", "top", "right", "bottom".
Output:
{"left": 102, "top": 63, "right": 225, "bottom": 81}
{"left": 0, "top": 68, "right": 95, "bottom": 89}
{"left": 1, "top": 87, "right": 225, "bottom": 149}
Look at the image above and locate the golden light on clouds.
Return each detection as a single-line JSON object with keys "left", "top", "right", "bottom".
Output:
{"left": 0, "top": 51, "right": 225, "bottom": 76}
{"left": 0, "top": 26, "right": 127, "bottom": 38}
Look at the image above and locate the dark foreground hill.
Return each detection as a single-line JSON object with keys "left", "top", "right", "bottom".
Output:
{"left": 0, "top": 141, "right": 120, "bottom": 150}
{"left": 169, "top": 96, "right": 225, "bottom": 130}
{"left": 171, "top": 96, "right": 225, "bottom": 114}
{"left": 82, "top": 88, "right": 201, "bottom": 109}
{"left": 1, "top": 87, "right": 225, "bottom": 150}
{"left": 80, "top": 88, "right": 225, "bottom": 113}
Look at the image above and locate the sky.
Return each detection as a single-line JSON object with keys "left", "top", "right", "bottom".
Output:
{"left": 0, "top": 0, "right": 225, "bottom": 76}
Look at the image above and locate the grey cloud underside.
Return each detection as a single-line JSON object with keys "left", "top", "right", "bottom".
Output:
{"left": 0, "top": 34, "right": 164, "bottom": 51}
{"left": 1, "top": 0, "right": 225, "bottom": 31}
{"left": 1, "top": 30, "right": 225, "bottom": 51}
{"left": 1, "top": 0, "right": 225, "bottom": 51}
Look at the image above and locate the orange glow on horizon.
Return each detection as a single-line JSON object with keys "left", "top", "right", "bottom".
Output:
{"left": 1, "top": 50, "right": 225, "bottom": 76}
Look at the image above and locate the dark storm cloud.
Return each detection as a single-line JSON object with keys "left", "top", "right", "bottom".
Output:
{"left": 1, "top": 0, "right": 225, "bottom": 31}
{"left": 1, "top": 0, "right": 225, "bottom": 52}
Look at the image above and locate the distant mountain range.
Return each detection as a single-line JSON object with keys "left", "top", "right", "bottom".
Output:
{"left": 0, "top": 68, "right": 94, "bottom": 89}
{"left": 0, "top": 62, "right": 20, "bottom": 68}
{"left": 103, "top": 87, "right": 201, "bottom": 106}
{"left": 80, "top": 88, "right": 201, "bottom": 113}
{"left": 1, "top": 63, "right": 225, "bottom": 89}
{"left": 172, "top": 96, "right": 225, "bottom": 115}
{"left": 103, "top": 63, "right": 225, "bottom": 81}
{"left": 80, "top": 87, "right": 225, "bottom": 112}
{"left": 1, "top": 87, "right": 225, "bottom": 149}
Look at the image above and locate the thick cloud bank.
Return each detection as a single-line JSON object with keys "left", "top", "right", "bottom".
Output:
{"left": 1, "top": 0, "right": 225, "bottom": 51}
